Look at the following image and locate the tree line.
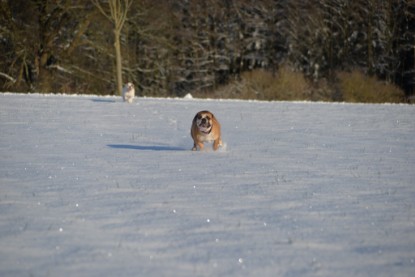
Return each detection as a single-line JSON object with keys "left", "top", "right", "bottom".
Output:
{"left": 0, "top": 0, "right": 414, "bottom": 100}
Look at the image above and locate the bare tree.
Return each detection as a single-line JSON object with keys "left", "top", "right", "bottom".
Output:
{"left": 92, "top": 0, "right": 132, "bottom": 96}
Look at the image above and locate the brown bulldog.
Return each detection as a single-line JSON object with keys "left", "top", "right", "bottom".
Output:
{"left": 191, "top": 110, "right": 222, "bottom": 151}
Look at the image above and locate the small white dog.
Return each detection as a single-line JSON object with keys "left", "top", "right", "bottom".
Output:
{"left": 122, "top": 82, "right": 135, "bottom": 103}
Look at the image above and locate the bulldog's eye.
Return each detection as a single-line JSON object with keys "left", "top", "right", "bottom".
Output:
{"left": 206, "top": 116, "right": 211, "bottom": 120}
{"left": 197, "top": 115, "right": 202, "bottom": 120}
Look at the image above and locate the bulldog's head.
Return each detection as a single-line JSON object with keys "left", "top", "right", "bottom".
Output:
{"left": 195, "top": 111, "right": 213, "bottom": 134}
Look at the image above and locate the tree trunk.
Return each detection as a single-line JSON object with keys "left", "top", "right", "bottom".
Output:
{"left": 114, "top": 29, "right": 123, "bottom": 96}
{"left": 93, "top": 0, "right": 131, "bottom": 96}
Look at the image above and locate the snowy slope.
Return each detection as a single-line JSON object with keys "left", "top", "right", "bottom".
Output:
{"left": 1, "top": 93, "right": 414, "bottom": 277}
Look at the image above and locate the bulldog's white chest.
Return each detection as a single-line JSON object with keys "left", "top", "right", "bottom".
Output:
{"left": 198, "top": 132, "right": 215, "bottom": 142}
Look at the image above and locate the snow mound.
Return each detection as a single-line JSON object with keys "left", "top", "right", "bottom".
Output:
{"left": 183, "top": 93, "right": 193, "bottom": 99}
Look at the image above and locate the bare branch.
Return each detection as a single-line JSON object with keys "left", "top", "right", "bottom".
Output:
{"left": 0, "top": 72, "right": 16, "bottom": 83}
{"left": 91, "top": 0, "right": 112, "bottom": 22}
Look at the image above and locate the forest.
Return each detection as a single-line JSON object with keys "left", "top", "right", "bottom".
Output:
{"left": 0, "top": 0, "right": 414, "bottom": 103}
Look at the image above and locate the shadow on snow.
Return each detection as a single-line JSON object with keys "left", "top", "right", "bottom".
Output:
{"left": 91, "top": 98, "right": 117, "bottom": 103}
{"left": 107, "top": 144, "right": 187, "bottom": 151}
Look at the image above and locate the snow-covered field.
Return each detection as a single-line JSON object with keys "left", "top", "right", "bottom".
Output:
{"left": 1, "top": 93, "right": 414, "bottom": 277}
